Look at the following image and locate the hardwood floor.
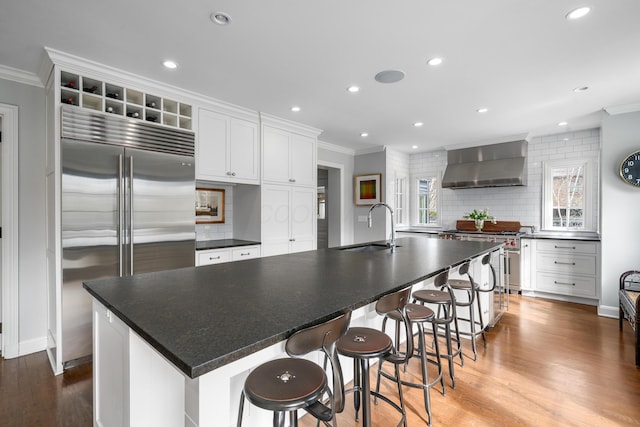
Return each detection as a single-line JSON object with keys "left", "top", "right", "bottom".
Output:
{"left": 0, "top": 295, "right": 638, "bottom": 426}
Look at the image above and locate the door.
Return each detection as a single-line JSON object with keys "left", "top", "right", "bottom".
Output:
{"left": 62, "top": 139, "right": 121, "bottom": 363}
{"left": 290, "top": 187, "right": 316, "bottom": 253}
{"left": 125, "top": 148, "right": 195, "bottom": 275}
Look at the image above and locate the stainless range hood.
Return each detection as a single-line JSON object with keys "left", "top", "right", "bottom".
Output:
{"left": 442, "top": 140, "right": 528, "bottom": 189}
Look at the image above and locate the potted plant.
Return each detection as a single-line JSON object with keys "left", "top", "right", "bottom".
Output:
{"left": 463, "top": 209, "right": 496, "bottom": 231}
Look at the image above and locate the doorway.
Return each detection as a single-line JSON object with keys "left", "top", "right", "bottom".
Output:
{"left": 317, "top": 162, "right": 343, "bottom": 248}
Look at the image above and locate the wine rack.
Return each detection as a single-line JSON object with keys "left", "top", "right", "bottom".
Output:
{"left": 59, "top": 70, "right": 192, "bottom": 130}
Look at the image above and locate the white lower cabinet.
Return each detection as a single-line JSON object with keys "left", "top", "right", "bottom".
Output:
{"left": 261, "top": 184, "right": 316, "bottom": 257}
{"left": 530, "top": 239, "right": 599, "bottom": 300}
{"left": 196, "top": 245, "right": 261, "bottom": 266}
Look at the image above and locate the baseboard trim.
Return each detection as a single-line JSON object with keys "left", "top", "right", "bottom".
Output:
{"left": 19, "top": 336, "right": 47, "bottom": 357}
{"left": 597, "top": 305, "right": 619, "bottom": 319}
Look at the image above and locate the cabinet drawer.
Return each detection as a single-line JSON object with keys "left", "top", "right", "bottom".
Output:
{"left": 535, "top": 240, "right": 597, "bottom": 255}
{"left": 535, "top": 252, "right": 596, "bottom": 275}
{"left": 197, "top": 249, "right": 231, "bottom": 266}
{"left": 535, "top": 272, "right": 597, "bottom": 298}
{"left": 232, "top": 246, "right": 260, "bottom": 261}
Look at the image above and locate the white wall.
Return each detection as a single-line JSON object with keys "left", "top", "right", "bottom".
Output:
{"left": 0, "top": 77, "right": 47, "bottom": 352}
{"left": 409, "top": 129, "right": 601, "bottom": 231}
{"left": 353, "top": 150, "right": 386, "bottom": 244}
{"left": 600, "top": 110, "right": 640, "bottom": 315}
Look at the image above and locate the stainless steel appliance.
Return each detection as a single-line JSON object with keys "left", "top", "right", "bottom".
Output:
{"left": 439, "top": 230, "right": 524, "bottom": 325}
{"left": 61, "top": 106, "right": 195, "bottom": 366}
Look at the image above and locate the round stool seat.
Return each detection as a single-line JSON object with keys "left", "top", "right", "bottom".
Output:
{"left": 387, "top": 303, "right": 434, "bottom": 323}
{"left": 244, "top": 358, "right": 327, "bottom": 412}
{"left": 448, "top": 278, "right": 472, "bottom": 290}
{"left": 413, "top": 289, "right": 452, "bottom": 304}
{"left": 337, "top": 327, "right": 392, "bottom": 359}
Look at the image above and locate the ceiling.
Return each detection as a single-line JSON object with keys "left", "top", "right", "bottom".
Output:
{"left": 1, "top": 0, "right": 639, "bottom": 153}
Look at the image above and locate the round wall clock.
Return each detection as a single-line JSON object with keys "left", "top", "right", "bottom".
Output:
{"left": 619, "top": 149, "right": 640, "bottom": 187}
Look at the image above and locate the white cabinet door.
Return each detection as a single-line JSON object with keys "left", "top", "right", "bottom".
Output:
{"left": 290, "top": 186, "right": 316, "bottom": 253}
{"left": 197, "top": 109, "right": 259, "bottom": 184}
{"left": 229, "top": 118, "right": 258, "bottom": 182}
{"left": 197, "top": 109, "right": 228, "bottom": 180}
{"left": 262, "top": 126, "right": 290, "bottom": 184}
{"left": 290, "top": 134, "right": 316, "bottom": 187}
{"left": 262, "top": 125, "right": 316, "bottom": 187}
{"left": 231, "top": 245, "right": 261, "bottom": 261}
{"left": 93, "top": 301, "right": 129, "bottom": 427}
{"left": 261, "top": 185, "right": 292, "bottom": 257}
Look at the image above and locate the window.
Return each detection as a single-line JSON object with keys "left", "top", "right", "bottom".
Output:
{"left": 543, "top": 160, "right": 593, "bottom": 231}
{"left": 394, "top": 176, "right": 406, "bottom": 225}
{"left": 417, "top": 177, "right": 439, "bottom": 225}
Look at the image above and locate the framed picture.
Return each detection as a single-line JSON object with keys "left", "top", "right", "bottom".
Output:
{"left": 354, "top": 173, "right": 382, "bottom": 205}
{"left": 195, "top": 188, "right": 225, "bottom": 223}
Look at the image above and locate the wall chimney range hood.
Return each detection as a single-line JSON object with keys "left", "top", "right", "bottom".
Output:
{"left": 442, "top": 140, "right": 528, "bottom": 190}
{"left": 441, "top": 140, "right": 528, "bottom": 189}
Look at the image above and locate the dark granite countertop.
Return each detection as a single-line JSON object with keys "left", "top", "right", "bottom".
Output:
{"left": 195, "top": 239, "right": 261, "bottom": 251}
{"left": 83, "top": 236, "right": 501, "bottom": 379}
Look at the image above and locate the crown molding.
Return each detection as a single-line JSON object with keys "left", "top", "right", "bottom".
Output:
{"left": 604, "top": 103, "right": 640, "bottom": 116}
{"left": 355, "top": 145, "right": 386, "bottom": 155}
{"left": 259, "top": 112, "right": 322, "bottom": 137}
{"left": 317, "top": 140, "right": 355, "bottom": 156}
{"left": 0, "top": 64, "right": 43, "bottom": 87}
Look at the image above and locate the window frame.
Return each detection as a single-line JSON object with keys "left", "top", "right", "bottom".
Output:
{"left": 415, "top": 176, "right": 440, "bottom": 227}
{"left": 394, "top": 175, "right": 407, "bottom": 226}
{"left": 542, "top": 159, "right": 594, "bottom": 231}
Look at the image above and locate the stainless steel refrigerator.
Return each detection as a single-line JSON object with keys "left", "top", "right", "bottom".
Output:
{"left": 61, "top": 106, "right": 195, "bottom": 366}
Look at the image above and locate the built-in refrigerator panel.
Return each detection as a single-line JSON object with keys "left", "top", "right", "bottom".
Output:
{"left": 126, "top": 148, "right": 195, "bottom": 274}
{"left": 62, "top": 139, "right": 121, "bottom": 363}
{"left": 59, "top": 106, "right": 196, "bottom": 366}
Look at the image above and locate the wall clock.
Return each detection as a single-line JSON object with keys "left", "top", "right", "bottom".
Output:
{"left": 619, "top": 149, "right": 640, "bottom": 187}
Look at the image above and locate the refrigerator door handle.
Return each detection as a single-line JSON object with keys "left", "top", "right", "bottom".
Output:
{"left": 129, "top": 155, "right": 134, "bottom": 276}
{"left": 118, "top": 154, "right": 124, "bottom": 277}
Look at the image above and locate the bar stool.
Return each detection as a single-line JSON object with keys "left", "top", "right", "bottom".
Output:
{"left": 237, "top": 311, "right": 351, "bottom": 427}
{"left": 377, "top": 297, "right": 441, "bottom": 426}
{"left": 448, "top": 260, "right": 483, "bottom": 361}
{"left": 336, "top": 287, "right": 412, "bottom": 427}
{"left": 412, "top": 269, "right": 462, "bottom": 391}
{"left": 448, "top": 253, "right": 496, "bottom": 361}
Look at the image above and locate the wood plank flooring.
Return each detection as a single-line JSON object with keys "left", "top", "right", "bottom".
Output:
{"left": 0, "top": 295, "right": 638, "bottom": 426}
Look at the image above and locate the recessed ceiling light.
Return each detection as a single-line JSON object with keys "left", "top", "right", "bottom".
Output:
{"left": 412, "top": 145, "right": 419, "bottom": 149}
{"left": 413, "top": 122, "right": 424, "bottom": 127}
{"left": 374, "top": 70, "right": 405, "bottom": 84}
{"left": 360, "top": 132, "right": 369, "bottom": 137}
{"left": 210, "top": 12, "right": 232, "bottom": 25}
{"left": 163, "top": 60, "right": 178, "bottom": 69}
{"left": 558, "top": 121, "right": 568, "bottom": 126}
{"left": 563, "top": 138, "right": 570, "bottom": 141}
{"left": 566, "top": 6, "right": 591, "bottom": 20}
{"left": 427, "top": 57, "right": 443, "bottom": 66}
{"left": 290, "top": 106, "right": 301, "bottom": 112}
{"left": 573, "top": 86, "right": 589, "bottom": 92}
{"left": 477, "top": 108, "right": 489, "bottom": 113}
{"left": 347, "top": 86, "right": 360, "bottom": 93}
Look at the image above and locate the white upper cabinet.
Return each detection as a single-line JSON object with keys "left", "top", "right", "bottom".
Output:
{"left": 197, "top": 107, "right": 259, "bottom": 184}
{"left": 262, "top": 124, "right": 317, "bottom": 187}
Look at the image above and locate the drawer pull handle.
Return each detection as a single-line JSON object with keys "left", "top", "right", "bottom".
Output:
{"left": 240, "top": 252, "right": 251, "bottom": 256}
{"left": 554, "top": 245, "right": 576, "bottom": 250}
{"left": 554, "top": 280, "right": 576, "bottom": 286}
{"left": 554, "top": 261, "right": 575, "bottom": 266}
{"left": 209, "top": 256, "right": 221, "bottom": 260}
{"left": 289, "top": 178, "right": 296, "bottom": 183}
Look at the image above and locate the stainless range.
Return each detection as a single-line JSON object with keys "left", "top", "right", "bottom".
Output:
{"left": 439, "top": 230, "right": 523, "bottom": 294}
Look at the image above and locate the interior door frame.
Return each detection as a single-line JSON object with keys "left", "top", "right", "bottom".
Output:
{"left": 1, "top": 103, "right": 19, "bottom": 358}
{"left": 317, "top": 160, "right": 344, "bottom": 247}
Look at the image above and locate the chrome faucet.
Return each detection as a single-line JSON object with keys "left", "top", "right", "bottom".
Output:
{"left": 367, "top": 202, "right": 396, "bottom": 252}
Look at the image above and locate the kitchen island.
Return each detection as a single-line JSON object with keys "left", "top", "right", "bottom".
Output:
{"left": 84, "top": 236, "right": 501, "bottom": 427}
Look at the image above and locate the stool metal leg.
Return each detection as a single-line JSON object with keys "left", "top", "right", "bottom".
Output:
{"left": 361, "top": 359, "right": 371, "bottom": 427}
{"left": 417, "top": 322, "right": 432, "bottom": 426}
{"left": 353, "top": 359, "right": 361, "bottom": 421}
{"left": 237, "top": 391, "right": 245, "bottom": 427}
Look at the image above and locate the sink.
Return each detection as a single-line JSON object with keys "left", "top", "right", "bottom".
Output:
{"left": 338, "top": 243, "right": 400, "bottom": 253}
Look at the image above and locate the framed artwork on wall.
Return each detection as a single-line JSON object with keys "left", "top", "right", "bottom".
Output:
{"left": 354, "top": 173, "right": 382, "bottom": 205}
{"left": 195, "top": 188, "right": 225, "bottom": 223}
